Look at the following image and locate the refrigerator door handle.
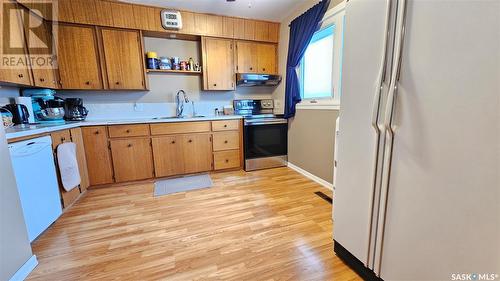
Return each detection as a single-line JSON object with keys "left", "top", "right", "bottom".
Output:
{"left": 366, "top": 0, "right": 392, "bottom": 268}
{"left": 374, "top": 0, "right": 408, "bottom": 276}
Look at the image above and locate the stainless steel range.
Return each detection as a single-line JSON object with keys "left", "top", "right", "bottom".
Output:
{"left": 233, "top": 99, "right": 288, "bottom": 171}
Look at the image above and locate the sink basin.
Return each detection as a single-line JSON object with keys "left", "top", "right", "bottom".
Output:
{"left": 152, "top": 115, "right": 206, "bottom": 120}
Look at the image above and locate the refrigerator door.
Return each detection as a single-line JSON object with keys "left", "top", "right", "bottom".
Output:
{"left": 334, "top": 0, "right": 396, "bottom": 267}
{"left": 377, "top": 0, "right": 500, "bottom": 279}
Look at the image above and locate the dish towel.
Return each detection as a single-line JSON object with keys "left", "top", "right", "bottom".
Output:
{"left": 57, "top": 142, "right": 81, "bottom": 192}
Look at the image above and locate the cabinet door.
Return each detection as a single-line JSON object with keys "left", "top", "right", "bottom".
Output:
{"left": 56, "top": 24, "right": 103, "bottom": 89}
{"left": 51, "top": 130, "right": 80, "bottom": 208}
{"left": 21, "top": 10, "right": 59, "bottom": 89}
{"left": 182, "top": 134, "right": 213, "bottom": 174}
{"left": 203, "top": 38, "right": 234, "bottom": 90}
{"left": 70, "top": 128, "right": 89, "bottom": 193}
{"left": 256, "top": 43, "right": 277, "bottom": 74}
{"left": 110, "top": 138, "right": 154, "bottom": 182}
{"left": 236, "top": 41, "right": 257, "bottom": 73}
{"left": 101, "top": 28, "right": 145, "bottom": 90}
{"left": 82, "top": 126, "right": 114, "bottom": 185}
{"left": 152, "top": 136, "right": 184, "bottom": 177}
{"left": 0, "top": 6, "right": 33, "bottom": 86}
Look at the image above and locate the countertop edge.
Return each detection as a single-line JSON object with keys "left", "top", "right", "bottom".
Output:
{"left": 6, "top": 115, "right": 243, "bottom": 140}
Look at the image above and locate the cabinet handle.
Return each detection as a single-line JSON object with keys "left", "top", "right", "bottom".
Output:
{"left": 263, "top": 68, "right": 266, "bottom": 71}
{"left": 94, "top": 131, "right": 99, "bottom": 135}
{"left": 213, "top": 83, "right": 217, "bottom": 87}
{"left": 126, "top": 129, "right": 130, "bottom": 133}
{"left": 171, "top": 140, "right": 176, "bottom": 144}
{"left": 224, "top": 140, "right": 228, "bottom": 144}
{"left": 225, "top": 159, "right": 229, "bottom": 163}
{"left": 18, "top": 74, "right": 24, "bottom": 78}
{"left": 127, "top": 144, "right": 132, "bottom": 147}
{"left": 250, "top": 67, "right": 253, "bottom": 71}
{"left": 85, "top": 81, "right": 90, "bottom": 85}
{"left": 61, "top": 137, "right": 65, "bottom": 142}
{"left": 188, "top": 139, "right": 193, "bottom": 143}
{"left": 116, "top": 82, "right": 120, "bottom": 85}
{"left": 223, "top": 124, "right": 227, "bottom": 128}
{"left": 40, "top": 78, "right": 45, "bottom": 82}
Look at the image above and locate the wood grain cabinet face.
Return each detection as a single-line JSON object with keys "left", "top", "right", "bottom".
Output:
{"left": 181, "top": 134, "right": 213, "bottom": 174}
{"left": 82, "top": 126, "right": 114, "bottom": 185}
{"left": 203, "top": 38, "right": 234, "bottom": 91}
{"left": 108, "top": 124, "right": 150, "bottom": 138}
{"left": 51, "top": 130, "right": 80, "bottom": 208}
{"left": 70, "top": 128, "right": 89, "bottom": 193}
{"left": 110, "top": 138, "right": 154, "bottom": 182}
{"left": 214, "top": 150, "right": 241, "bottom": 170}
{"left": 56, "top": 24, "right": 103, "bottom": 89}
{"left": 151, "top": 136, "right": 184, "bottom": 177}
{"left": 256, "top": 43, "right": 277, "bottom": 74}
{"left": 212, "top": 120, "right": 240, "bottom": 131}
{"left": 212, "top": 131, "right": 240, "bottom": 151}
{"left": 236, "top": 41, "right": 257, "bottom": 73}
{"left": 0, "top": 6, "right": 33, "bottom": 86}
{"left": 100, "top": 28, "right": 145, "bottom": 90}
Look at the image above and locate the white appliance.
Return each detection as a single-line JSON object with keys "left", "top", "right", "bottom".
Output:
{"left": 9, "top": 136, "right": 62, "bottom": 242}
{"left": 334, "top": 0, "right": 499, "bottom": 280}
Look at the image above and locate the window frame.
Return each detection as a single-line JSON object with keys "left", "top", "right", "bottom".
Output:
{"left": 297, "top": 1, "right": 346, "bottom": 110}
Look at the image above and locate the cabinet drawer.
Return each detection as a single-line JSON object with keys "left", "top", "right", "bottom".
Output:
{"left": 212, "top": 120, "right": 240, "bottom": 131}
{"left": 108, "top": 124, "right": 150, "bottom": 138}
{"left": 213, "top": 131, "right": 240, "bottom": 151}
{"left": 150, "top": 121, "right": 211, "bottom": 135}
{"left": 214, "top": 150, "right": 240, "bottom": 170}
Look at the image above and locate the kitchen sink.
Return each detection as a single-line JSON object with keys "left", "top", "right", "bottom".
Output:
{"left": 152, "top": 115, "right": 206, "bottom": 120}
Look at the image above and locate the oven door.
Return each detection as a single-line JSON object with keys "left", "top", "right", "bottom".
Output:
{"left": 244, "top": 119, "right": 288, "bottom": 171}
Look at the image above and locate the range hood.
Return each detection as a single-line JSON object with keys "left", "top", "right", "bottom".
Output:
{"left": 236, "top": 73, "right": 282, "bottom": 87}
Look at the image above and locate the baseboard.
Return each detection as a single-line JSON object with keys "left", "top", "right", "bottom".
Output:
{"left": 287, "top": 162, "right": 333, "bottom": 191}
{"left": 9, "top": 255, "right": 38, "bottom": 281}
{"left": 334, "top": 240, "right": 383, "bottom": 281}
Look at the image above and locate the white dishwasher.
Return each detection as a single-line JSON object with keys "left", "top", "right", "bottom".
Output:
{"left": 9, "top": 136, "right": 62, "bottom": 242}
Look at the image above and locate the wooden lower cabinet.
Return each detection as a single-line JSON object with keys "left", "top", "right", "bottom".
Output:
{"left": 110, "top": 138, "right": 154, "bottom": 182}
{"left": 50, "top": 130, "right": 80, "bottom": 208}
{"left": 82, "top": 126, "right": 114, "bottom": 185}
{"left": 70, "top": 128, "right": 90, "bottom": 193}
{"left": 182, "top": 134, "right": 213, "bottom": 174}
{"left": 214, "top": 150, "right": 241, "bottom": 170}
{"left": 152, "top": 136, "right": 184, "bottom": 177}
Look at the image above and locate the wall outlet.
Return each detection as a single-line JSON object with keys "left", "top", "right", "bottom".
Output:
{"left": 134, "top": 103, "right": 144, "bottom": 112}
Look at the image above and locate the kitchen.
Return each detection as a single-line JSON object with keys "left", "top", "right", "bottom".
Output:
{"left": 1, "top": 0, "right": 499, "bottom": 280}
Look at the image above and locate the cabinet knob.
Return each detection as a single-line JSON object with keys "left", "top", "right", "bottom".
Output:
{"left": 94, "top": 131, "right": 99, "bottom": 135}
{"left": 85, "top": 81, "right": 90, "bottom": 85}
{"left": 263, "top": 68, "right": 266, "bottom": 71}
{"left": 188, "top": 139, "right": 193, "bottom": 143}
{"left": 225, "top": 159, "right": 229, "bottom": 163}
{"left": 18, "top": 74, "right": 24, "bottom": 78}
{"left": 250, "top": 67, "right": 253, "bottom": 71}
{"left": 126, "top": 129, "right": 130, "bottom": 133}
{"left": 224, "top": 140, "right": 228, "bottom": 144}
{"left": 223, "top": 124, "right": 227, "bottom": 128}
{"left": 40, "top": 78, "right": 45, "bottom": 82}
{"left": 116, "top": 82, "right": 120, "bottom": 85}
{"left": 213, "top": 83, "right": 217, "bottom": 87}
{"left": 171, "top": 140, "right": 176, "bottom": 144}
{"left": 128, "top": 144, "right": 132, "bottom": 147}
{"left": 61, "top": 137, "right": 65, "bottom": 142}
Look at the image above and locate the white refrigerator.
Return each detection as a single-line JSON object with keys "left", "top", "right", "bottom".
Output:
{"left": 333, "top": 0, "right": 500, "bottom": 280}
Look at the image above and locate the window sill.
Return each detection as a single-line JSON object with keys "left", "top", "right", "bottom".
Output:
{"left": 296, "top": 100, "right": 340, "bottom": 110}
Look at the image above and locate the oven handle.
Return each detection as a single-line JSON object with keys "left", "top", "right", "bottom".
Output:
{"left": 244, "top": 120, "right": 288, "bottom": 126}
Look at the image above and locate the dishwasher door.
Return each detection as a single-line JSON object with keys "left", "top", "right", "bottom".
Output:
{"left": 9, "top": 136, "right": 62, "bottom": 242}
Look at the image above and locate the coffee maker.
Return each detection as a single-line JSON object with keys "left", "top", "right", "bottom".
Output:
{"left": 64, "top": 98, "right": 88, "bottom": 121}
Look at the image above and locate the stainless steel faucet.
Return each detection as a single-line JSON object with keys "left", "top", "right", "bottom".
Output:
{"left": 176, "top": 90, "right": 189, "bottom": 117}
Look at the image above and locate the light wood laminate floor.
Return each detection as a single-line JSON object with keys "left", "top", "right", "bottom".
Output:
{"left": 28, "top": 167, "right": 360, "bottom": 280}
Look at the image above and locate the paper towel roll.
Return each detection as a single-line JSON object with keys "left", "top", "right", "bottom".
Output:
{"left": 15, "top": 97, "right": 35, "bottom": 123}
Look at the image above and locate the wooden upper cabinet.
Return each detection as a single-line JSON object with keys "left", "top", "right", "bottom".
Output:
{"left": 69, "top": 0, "right": 98, "bottom": 25}
{"left": 180, "top": 11, "right": 195, "bottom": 34}
{"left": 111, "top": 2, "right": 135, "bottom": 29}
{"left": 256, "top": 43, "right": 277, "bottom": 74}
{"left": 94, "top": 0, "right": 114, "bottom": 26}
{"left": 268, "top": 22, "right": 280, "bottom": 43}
{"left": 222, "top": 17, "right": 234, "bottom": 38}
{"left": 56, "top": 24, "right": 103, "bottom": 89}
{"left": 110, "top": 138, "right": 154, "bottom": 182}
{"left": 233, "top": 18, "right": 246, "bottom": 40}
{"left": 181, "top": 134, "right": 213, "bottom": 174}
{"left": 194, "top": 13, "right": 208, "bottom": 35}
{"left": 133, "top": 5, "right": 151, "bottom": 30}
{"left": 236, "top": 41, "right": 257, "bottom": 73}
{"left": 243, "top": 19, "right": 255, "bottom": 40}
{"left": 0, "top": 6, "right": 33, "bottom": 86}
{"left": 82, "top": 126, "right": 114, "bottom": 185}
{"left": 100, "top": 28, "right": 145, "bottom": 90}
{"left": 20, "top": 9, "right": 58, "bottom": 89}
{"left": 254, "top": 21, "right": 269, "bottom": 42}
{"left": 206, "top": 15, "right": 223, "bottom": 37}
{"left": 203, "top": 38, "right": 234, "bottom": 91}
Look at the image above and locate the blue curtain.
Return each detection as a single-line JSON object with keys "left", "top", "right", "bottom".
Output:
{"left": 284, "top": 0, "right": 331, "bottom": 119}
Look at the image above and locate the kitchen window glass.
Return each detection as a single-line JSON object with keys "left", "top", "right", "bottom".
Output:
{"left": 300, "top": 25, "right": 335, "bottom": 100}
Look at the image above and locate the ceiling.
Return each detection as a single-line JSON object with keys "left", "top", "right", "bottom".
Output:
{"left": 120, "top": 0, "right": 305, "bottom": 22}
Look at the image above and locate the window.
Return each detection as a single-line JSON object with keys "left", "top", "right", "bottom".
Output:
{"left": 298, "top": 4, "right": 345, "bottom": 109}
{"left": 301, "top": 26, "right": 335, "bottom": 100}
